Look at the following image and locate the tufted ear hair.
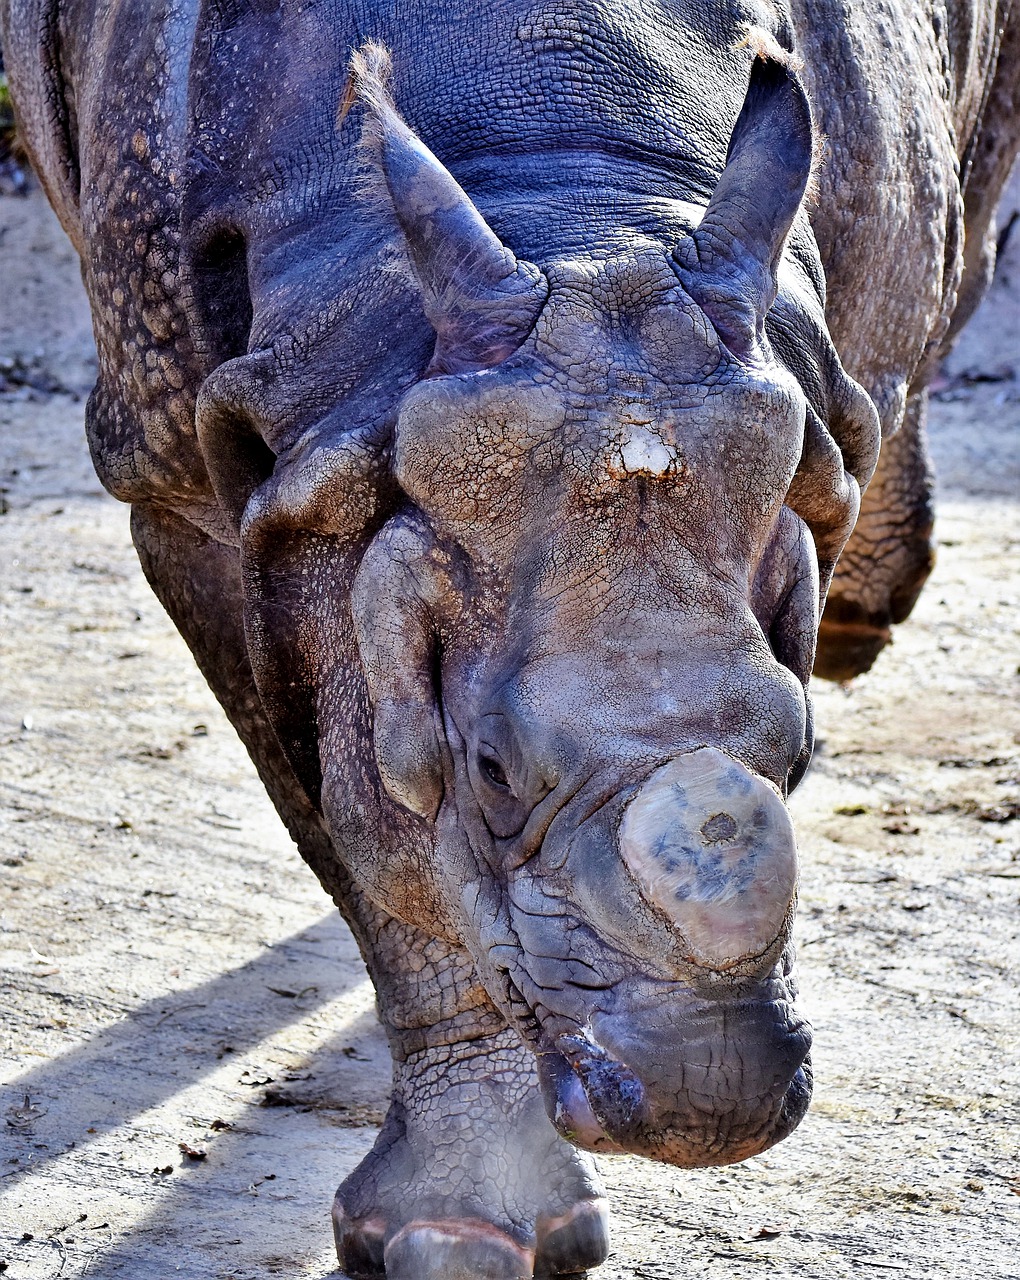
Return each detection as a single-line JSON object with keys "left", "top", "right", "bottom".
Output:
{"left": 345, "top": 41, "right": 548, "bottom": 375}
{"left": 674, "top": 50, "right": 814, "bottom": 358}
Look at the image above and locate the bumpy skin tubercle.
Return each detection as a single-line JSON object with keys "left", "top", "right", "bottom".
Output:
{"left": 2, "top": 0, "right": 1017, "bottom": 1274}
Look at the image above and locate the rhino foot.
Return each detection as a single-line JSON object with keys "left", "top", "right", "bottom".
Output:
{"left": 334, "top": 1202, "right": 608, "bottom": 1279}
{"left": 332, "top": 1028, "right": 610, "bottom": 1278}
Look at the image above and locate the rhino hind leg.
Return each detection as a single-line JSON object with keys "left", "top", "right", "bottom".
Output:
{"left": 814, "top": 390, "right": 935, "bottom": 682}
{"left": 333, "top": 1015, "right": 609, "bottom": 1279}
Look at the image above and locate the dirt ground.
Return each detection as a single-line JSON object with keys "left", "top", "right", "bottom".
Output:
{"left": 1, "top": 169, "right": 1018, "bottom": 1280}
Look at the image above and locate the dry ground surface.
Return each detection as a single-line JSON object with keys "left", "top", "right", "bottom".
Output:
{"left": 1, "top": 174, "right": 1018, "bottom": 1280}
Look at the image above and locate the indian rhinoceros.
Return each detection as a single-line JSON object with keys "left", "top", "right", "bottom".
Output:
{"left": 2, "top": 0, "right": 1017, "bottom": 1275}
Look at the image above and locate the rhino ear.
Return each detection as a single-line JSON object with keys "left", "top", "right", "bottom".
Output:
{"left": 347, "top": 43, "right": 547, "bottom": 375}
{"left": 675, "top": 52, "right": 813, "bottom": 357}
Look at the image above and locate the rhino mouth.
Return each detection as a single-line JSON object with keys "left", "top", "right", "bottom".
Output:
{"left": 470, "top": 742, "right": 813, "bottom": 1165}
{"left": 536, "top": 1015, "right": 812, "bottom": 1166}
{"left": 497, "top": 962, "right": 812, "bottom": 1166}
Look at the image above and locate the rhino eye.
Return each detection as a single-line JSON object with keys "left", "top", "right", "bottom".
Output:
{"left": 479, "top": 754, "right": 510, "bottom": 790}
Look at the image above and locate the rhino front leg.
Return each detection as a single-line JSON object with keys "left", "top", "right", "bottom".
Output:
{"left": 128, "top": 501, "right": 350, "bottom": 887}
{"left": 335, "top": 919, "right": 610, "bottom": 1280}
{"left": 128, "top": 503, "right": 608, "bottom": 1278}
{"left": 814, "top": 389, "right": 935, "bottom": 681}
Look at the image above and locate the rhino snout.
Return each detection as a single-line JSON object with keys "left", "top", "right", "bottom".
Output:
{"left": 619, "top": 748, "right": 798, "bottom": 969}
{"left": 536, "top": 995, "right": 812, "bottom": 1167}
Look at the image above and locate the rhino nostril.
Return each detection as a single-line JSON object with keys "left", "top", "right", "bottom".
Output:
{"left": 700, "top": 812, "right": 738, "bottom": 843}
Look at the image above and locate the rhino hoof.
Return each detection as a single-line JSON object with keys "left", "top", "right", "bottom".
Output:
{"left": 333, "top": 1201, "right": 610, "bottom": 1278}
{"left": 384, "top": 1219, "right": 533, "bottom": 1279}
{"left": 536, "top": 1198, "right": 611, "bottom": 1276}
{"left": 333, "top": 1207, "right": 385, "bottom": 1277}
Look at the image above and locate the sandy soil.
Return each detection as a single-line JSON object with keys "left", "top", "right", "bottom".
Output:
{"left": 0, "top": 173, "right": 1018, "bottom": 1280}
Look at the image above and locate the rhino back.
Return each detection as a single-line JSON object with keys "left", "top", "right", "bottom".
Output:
{"left": 2, "top": 0, "right": 1013, "bottom": 511}
{"left": 793, "top": 0, "right": 1018, "bottom": 431}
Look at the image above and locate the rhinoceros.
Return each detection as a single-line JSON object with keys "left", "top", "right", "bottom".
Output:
{"left": 2, "top": 0, "right": 1017, "bottom": 1275}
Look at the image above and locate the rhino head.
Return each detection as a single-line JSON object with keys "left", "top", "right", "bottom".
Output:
{"left": 343, "top": 44, "right": 882, "bottom": 1165}
{"left": 205, "top": 44, "right": 879, "bottom": 1169}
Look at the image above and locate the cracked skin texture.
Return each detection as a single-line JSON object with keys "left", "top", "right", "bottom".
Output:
{"left": 2, "top": 0, "right": 1017, "bottom": 1275}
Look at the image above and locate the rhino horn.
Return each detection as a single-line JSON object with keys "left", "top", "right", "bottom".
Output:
{"left": 675, "top": 48, "right": 814, "bottom": 356}
{"left": 348, "top": 42, "right": 548, "bottom": 375}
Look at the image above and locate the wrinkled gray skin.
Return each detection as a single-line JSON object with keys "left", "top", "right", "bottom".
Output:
{"left": 2, "top": 1, "right": 1017, "bottom": 1275}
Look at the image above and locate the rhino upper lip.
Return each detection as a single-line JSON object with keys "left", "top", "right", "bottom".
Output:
{"left": 491, "top": 911, "right": 811, "bottom": 1161}
{"left": 494, "top": 943, "right": 615, "bottom": 1057}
